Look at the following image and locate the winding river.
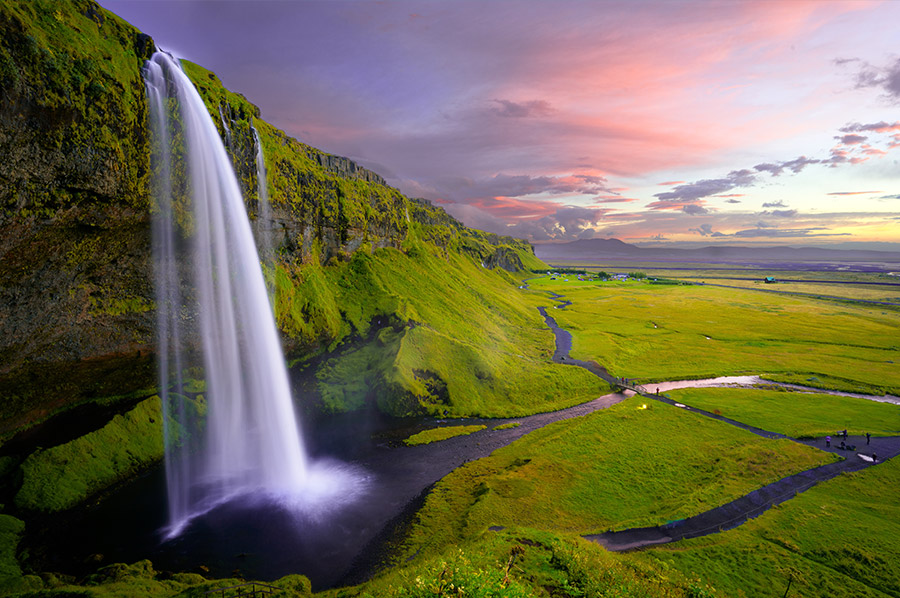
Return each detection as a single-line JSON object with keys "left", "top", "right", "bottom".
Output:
{"left": 23, "top": 284, "right": 900, "bottom": 588}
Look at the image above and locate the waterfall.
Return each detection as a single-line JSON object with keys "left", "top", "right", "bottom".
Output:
{"left": 218, "top": 104, "right": 233, "bottom": 148}
{"left": 144, "top": 52, "right": 322, "bottom": 538}
{"left": 251, "top": 126, "right": 276, "bottom": 300}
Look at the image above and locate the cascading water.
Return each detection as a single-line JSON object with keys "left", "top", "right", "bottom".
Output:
{"left": 251, "top": 126, "right": 276, "bottom": 289}
{"left": 218, "top": 104, "right": 233, "bottom": 148}
{"left": 143, "top": 51, "right": 363, "bottom": 539}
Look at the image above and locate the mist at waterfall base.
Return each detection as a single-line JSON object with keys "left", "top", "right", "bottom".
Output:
{"left": 142, "top": 52, "right": 368, "bottom": 547}
{"left": 28, "top": 407, "right": 438, "bottom": 589}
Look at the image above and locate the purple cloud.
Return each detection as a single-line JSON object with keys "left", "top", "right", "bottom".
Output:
{"left": 753, "top": 162, "right": 782, "bottom": 175}
{"left": 840, "top": 121, "right": 900, "bottom": 134}
{"left": 654, "top": 169, "right": 756, "bottom": 202}
{"left": 851, "top": 57, "right": 900, "bottom": 102}
{"left": 754, "top": 155, "right": 820, "bottom": 176}
{"left": 682, "top": 204, "right": 709, "bottom": 215}
{"left": 435, "top": 172, "right": 613, "bottom": 203}
{"left": 762, "top": 200, "right": 786, "bottom": 208}
{"left": 760, "top": 209, "right": 798, "bottom": 218}
{"left": 827, "top": 191, "right": 881, "bottom": 196}
{"left": 690, "top": 223, "right": 715, "bottom": 236}
{"left": 836, "top": 134, "right": 867, "bottom": 145}
{"left": 491, "top": 99, "right": 555, "bottom": 118}
{"left": 447, "top": 203, "right": 609, "bottom": 242}
{"left": 781, "top": 156, "right": 821, "bottom": 173}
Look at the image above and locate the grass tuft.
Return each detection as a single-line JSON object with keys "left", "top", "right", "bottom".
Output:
{"left": 404, "top": 425, "right": 487, "bottom": 446}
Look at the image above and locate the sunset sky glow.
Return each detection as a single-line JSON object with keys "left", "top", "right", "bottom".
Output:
{"left": 101, "top": 0, "right": 900, "bottom": 246}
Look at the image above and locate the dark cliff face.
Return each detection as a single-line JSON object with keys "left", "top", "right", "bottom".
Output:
{"left": 0, "top": 0, "right": 159, "bottom": 432}
{"left": 0, "top": 0, "right": 540, "bottom": 432}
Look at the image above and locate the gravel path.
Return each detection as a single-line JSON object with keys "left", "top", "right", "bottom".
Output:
{"left": 530, "top": 283, "right": 900, "bottom": 552}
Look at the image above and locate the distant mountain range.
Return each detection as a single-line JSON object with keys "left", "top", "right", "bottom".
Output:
{"left": 534, "top": 238, "right": 900, "bottom": 265}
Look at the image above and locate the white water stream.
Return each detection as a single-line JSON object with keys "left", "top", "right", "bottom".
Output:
{"left": 653, "top": 375, "right": 900, "bottom": 405}
{"left": 144, "top": 52, "right": 363, "bottom": 538}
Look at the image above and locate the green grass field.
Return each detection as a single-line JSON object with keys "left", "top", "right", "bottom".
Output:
{"left": 667, "top": 387, "right": 900, "bottom": 438}
{"left": 404, "top": 425, "right": 487, "bottom": 446}
{"left": 329, "top": 527, "right": 718, "bottom": 598}
{"left": 701, "top": 278, "right": 900, "bottom": 303}
{"left": 527, "top": 276, "right": 900, "bottom": 395}
{"left": 399, "top": 396, "right": 836, "bottom": 562}
{"left": 641, "top": 452, "right": 900, "bottom": 598}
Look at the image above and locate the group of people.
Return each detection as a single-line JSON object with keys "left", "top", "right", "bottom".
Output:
{"left": 824, "top": 430, "right": 877, "bottom": 462}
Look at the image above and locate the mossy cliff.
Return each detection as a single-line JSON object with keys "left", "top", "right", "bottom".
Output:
{"left": 0, "top": 0, "right": 157, "bottom": 437}
{"left": 155, "top": 60, "right": 594, "bottom": 419}
{"left": 0, "top": 0, "right": 584, "bottom": 436}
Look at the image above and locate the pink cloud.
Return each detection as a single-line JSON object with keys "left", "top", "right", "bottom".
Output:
{"left": 594, "top": 196, "right": 639, "bottom": 204}
{"left": 470, "top": 196, "right": 559, "bottom": 220}
{"left": 861, "top": 145, "right": 888, "bottom": 156}
{"left": 841, "top": 121, "right": 900, "bottom": 134}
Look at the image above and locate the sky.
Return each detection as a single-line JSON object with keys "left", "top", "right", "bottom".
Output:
{"left": 99, "top": 0, "right": 900, "bottom": 247}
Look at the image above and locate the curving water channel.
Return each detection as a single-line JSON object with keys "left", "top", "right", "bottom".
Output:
{"left": 24, "top": 383, "right": 627, "bottom": 590}
{"left": 22, "top": 283, "right": 899, "bottom": 586}
{"left": 529, "top": 282, "right": 900, "bottom": 551}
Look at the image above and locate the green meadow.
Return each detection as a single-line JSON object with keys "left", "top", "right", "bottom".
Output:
{"left": 528, "top": 276, "right": 900, "bottom": 395}
{"left": 330, "top": 527, "right": 717, "bottom": 598}
{"left": 398, "top": 396, "right": 835, "bottom": 561}
{"left": 343, "top": 275, "right": 898, "bottom": 597}
{"left": 700, "top": 278, "right": 900, "bottom": 304}
{"left": 404, "top": 425, "right": 487, "bottom": 446}
{"left": 667, "top": 387, "right": 900, "bottom": 438}
{"left": 640, "top": 451, "right": 900, "bottom": 598}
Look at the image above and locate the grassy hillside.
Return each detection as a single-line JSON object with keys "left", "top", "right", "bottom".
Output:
{"left": 180, "top": 55, "right": 600, "bottom": 418}
{"left": 279, "top": 244, "right": 606, "bottom": 417}
{"left": 0, "top": 0, "right": 561, "bottom": 431}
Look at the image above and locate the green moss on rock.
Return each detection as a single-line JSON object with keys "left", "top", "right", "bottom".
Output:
{"left": 14, "top": 396, "right": 164, "bottom": 512}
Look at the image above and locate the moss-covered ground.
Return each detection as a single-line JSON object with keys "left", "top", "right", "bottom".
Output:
{"left": 404, "top": 425, "right": 487, "bottom": 446}
{"left": 667, "top": 387, "right": 900, "bottom": 439}
{"left": 14, "top": 396, "right": 165, "bottom": 512}
{"left": 282, "top": 245, "right": 608, "bottom": 418}
{"left": 324, "top": 527, "right": 717, "bottom": 598}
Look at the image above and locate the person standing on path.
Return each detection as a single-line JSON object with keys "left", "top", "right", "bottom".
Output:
{"left": 842, "top": 429, "right": 848, "bottom": 441}
{"left": 866, "top": 432, "right": 871, "bottom": 445}
{"left": 826, "top": 436, "right": 831, "bottom": 448}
